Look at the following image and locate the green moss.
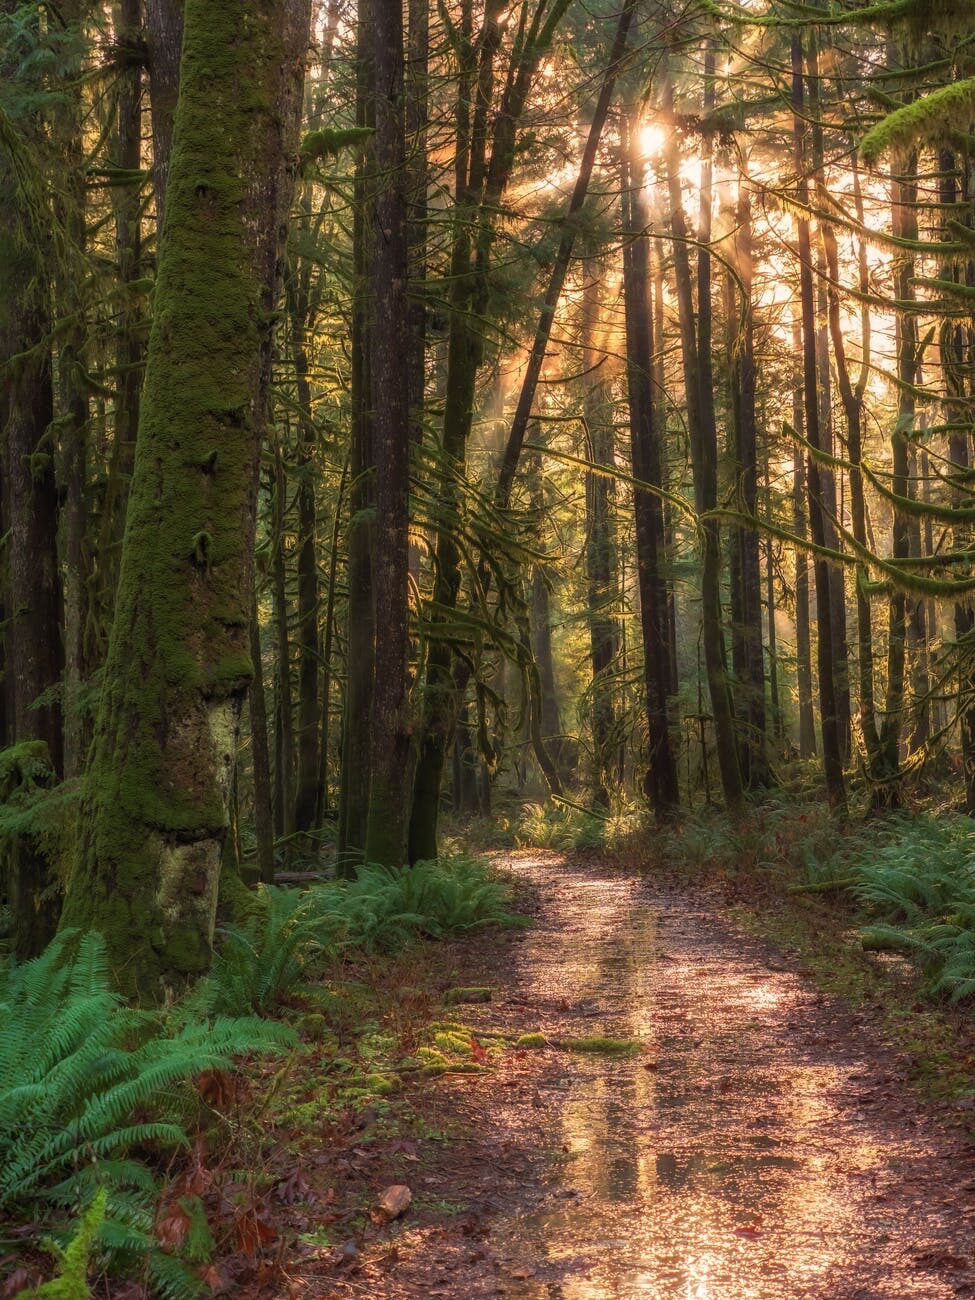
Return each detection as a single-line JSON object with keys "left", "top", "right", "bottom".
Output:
{"left": 364, "top": 1071, "right": 400, "bottom": 1095}
{"left": 299, "top": 127, "right": 373, "bottom": 169}
{"left": 444, "top": 986, "right": 492, "bottom": 1004}
{"left": 563, "top": 1036, "right": 641, "bottom": 1057}
{"left": 861, "top": 76, "right": 975, "bottom": 163}
{"left": 433, "top": 1030, "right": 473, "bottom": 1056}
{"left": 515, "top": 1032, "right": 548, "bottom": 1048}
{"left": 59, "top": 0, "right": 303, "bottom": 999}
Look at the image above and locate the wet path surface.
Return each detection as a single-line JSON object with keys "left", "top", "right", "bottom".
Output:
{"left": 484, "top": 853, "right": 975, "bottom": 1299}
{"left": 327, "top": 852, "right": 975, "bottom": 1298}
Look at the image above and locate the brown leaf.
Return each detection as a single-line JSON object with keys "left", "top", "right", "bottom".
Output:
{"left": 197, "top": 1069, "right": 242, "bottom": 1109}
{"left": 469, "top": 1036, "right": 490, "bottom": 1066}
{"left": 156, "top": 1201, "right": 192, "bottom": 1251}
{"left": 276, "top": 1168, "right": 314, "bottom": 1205}
{"left": 234, "top": 1208, "right": 278, "bottom": 1259}
{"left": 0, "top": 1268, "right": 35, "bottom": 1299}
{"left": 510, "top": 1265, "right": 536, "bottom": 1279}
{"left": 377, "top": 1184, "right": 412, "bottom": 1220}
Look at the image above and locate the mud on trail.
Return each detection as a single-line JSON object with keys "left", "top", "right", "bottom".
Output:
{"left": 311, "top": 852, "right": 975, "bottom": 1299}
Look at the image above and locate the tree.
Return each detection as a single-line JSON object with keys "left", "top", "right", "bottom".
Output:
{"left": 61, "top": 0, "right": 312, "bottom": 995}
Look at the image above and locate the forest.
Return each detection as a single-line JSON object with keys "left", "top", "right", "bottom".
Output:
{"left": 6, "top": 0, "right": 975, "bottom": 1293}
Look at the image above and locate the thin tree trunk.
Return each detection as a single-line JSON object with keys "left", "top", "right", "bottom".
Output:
{"left": 581, "top": 264, "right": 618, "bottom": 807}
{"left": 621, "top": 116, "right": 680, "bottom": 817}
{"left": 877, "top": 151, "right": 916, "bottom": 789}
{"left": 272, "top": 436, "right": 296, "bottom": 839}
{"left": 316, "top": 461, "right": 347, "bottom": 823}
{"left": 792, "top": 32, "right": 845, "bottom": 809}
{"left": 249, "top": 592, "right": 275, "bottom": 883}
{"left": 725, "top": 186, "right": 768, "bottom": 787}
{"left": 288, "top": 281, "right": 322, "bottom": 836}
{"left": 791, "top": 313, "right": 816, "bottom": 759}
{"left": 662, "top": 64, "right": 742, "bottom": 813}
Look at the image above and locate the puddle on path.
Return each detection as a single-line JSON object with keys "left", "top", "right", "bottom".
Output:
{"left": 490, "top": 854, "right": 975, "bottom": 1300}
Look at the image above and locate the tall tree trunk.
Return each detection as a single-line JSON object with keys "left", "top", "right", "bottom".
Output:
{"left": 406, "top": 0, "right": 428, "bottom": 453}
{"left": 662, "top": 65, "right": 742, "bottom": 812}
{"left": 821, "top": 153, "right": 883, "bottom": 781}
{"left": 288, "top": 280, "right": 322, "bottom": 836}
{"left": 364, "top": 0, "right": 413, "bottom": 866}
{"left": 621, "top": 117, "right": 679, "bottom": 817}
{"left": 877, "top": 151, "right": 917, "bottom": 791}
{"left": 651, "top": 219, "right": 679, "bottom": 699}
{"left": 791, "top": 314, "right": 816, "bottom": 759}
{"left": 0, "top": 2, "right": 65, "bottom": 952}
{"left": 725, "top": 186, "right": 768, "bottom": 787}
{"left": 792, "top": 32, "right": 845, "bottom": 809}
{"left": 56, "top": 0, "right": 92, "bottom": 781}
{"left": 61, "top": 0, "right": 311, "bottom": 996}
{"left": 809, "top": 43, "right": 851, "bottom": 766}
{"left": 581, "top": 264, "right": 618, "bottom": 807}
{"left": 338, "top": 7, "right": 376, "bottom": 866}
{"left": 271, "top": 436, "right": 296, "bottom": 839}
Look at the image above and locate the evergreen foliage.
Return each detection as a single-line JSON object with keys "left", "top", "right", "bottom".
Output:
{"left": 851, "top": 816, "right": 975, "bottom": 1001}
{"left": 0, "top": 931, "right": 292, "bottom": 1295}
{"left": 195, "top": 856, "right": 523, "bottom": 1015}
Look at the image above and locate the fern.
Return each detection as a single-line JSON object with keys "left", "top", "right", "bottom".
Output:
{"left": 197, "top": 856, "right": 523, "bottom": 1015}
{"left": 0, "top": 931, "right": 292, "bottom": 1295}
{"left": 850, "top": 815, "right": 975, "bottom": 1000}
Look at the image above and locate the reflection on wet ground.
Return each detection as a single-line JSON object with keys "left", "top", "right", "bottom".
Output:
{"left": 492, "top": 854, "right": 975, "bottom": 1300}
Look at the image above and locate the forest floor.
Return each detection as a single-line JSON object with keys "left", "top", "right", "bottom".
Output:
{"left": 273, "top": 849, "right": 975, "bottom": 1300}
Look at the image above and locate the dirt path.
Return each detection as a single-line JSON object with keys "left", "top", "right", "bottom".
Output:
{"left": 317, "top": 852, "right": 975, "bottom": 1299}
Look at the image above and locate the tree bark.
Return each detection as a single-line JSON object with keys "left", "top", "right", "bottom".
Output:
{"left": 792, "top": 33, "right": 845, "bottom": 810}
{"left": 581, "top": 263, "right": 619, "bottom": 807}
{"left": 338, "top": 6, "right": 376, "bottom": 867}
{"left": 662, "top": 65, "right": 742, "bottom": 813}
{"left": 364, "top": 0, "right": 414, "bottom": 866}
{"left": 0, "top": 2, "right": 65, "bottom": 952}
{"left": 621, "top": 118, "right": 679, "bottom": 818}
{"left": 61, "top": 0, "right": 311, "bottom": 996}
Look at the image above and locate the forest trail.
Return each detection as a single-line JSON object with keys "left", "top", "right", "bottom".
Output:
{"left": 326, "top": 852, "right": 975, "bottom": 1299}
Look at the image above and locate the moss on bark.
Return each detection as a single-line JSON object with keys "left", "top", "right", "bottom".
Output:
{"left": 60, "top": 0, "right": 310, "bottom": 998}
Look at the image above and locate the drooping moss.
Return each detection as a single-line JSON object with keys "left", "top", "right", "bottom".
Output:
{"left": 861, "top": 76, "right": 975, "bottom": 164}
{"left": 299, "top": 127, "right": 372, "bottom": 170}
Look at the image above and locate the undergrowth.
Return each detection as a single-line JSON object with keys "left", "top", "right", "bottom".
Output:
{"left": 194, "top": 854, "right": 524, "bottom": 1017}
{"left": 636, "top": 794, "right": 975, "bottom": 1005}
{"left": 0, "top": 931, "right": 293, "bottom": 1298}
{"left": 511, "top": 798, "right": 641, "bottom": 853}
{"left": 1, "top": 853, "right": 520, "bottom": 1296}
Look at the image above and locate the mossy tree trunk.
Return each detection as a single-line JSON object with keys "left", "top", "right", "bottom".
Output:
{"left": 0, "top": 0, "right": 65, "bottom": 955}
{"left": 61, "top": 0, "right": 311, "bottom": 996}
{"left": 337, "top": 2, "right": 375, "bottom": 869}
